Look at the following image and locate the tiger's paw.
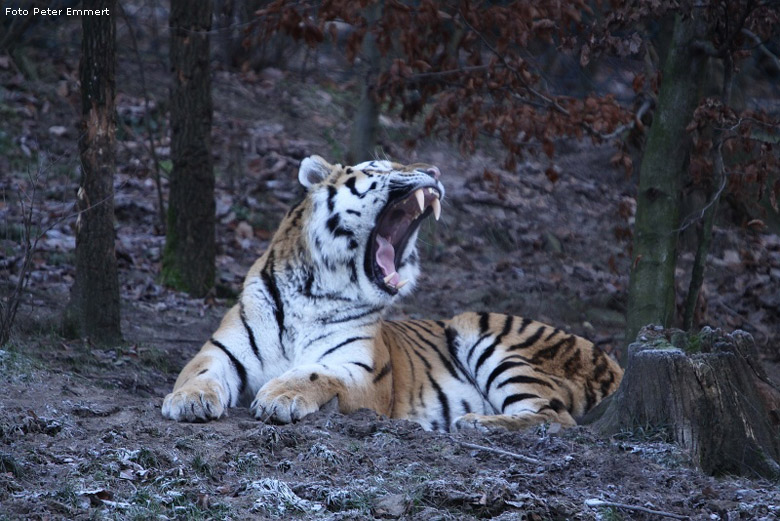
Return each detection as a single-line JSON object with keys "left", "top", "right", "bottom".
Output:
{"left": 451, "top": 413, "right": 503, "bottom": 433}
{"left": 161, "top": 380, "right": 226, "bottom": 422}
{"left": 251, "top": 383, "right": 320, "bottom": 424}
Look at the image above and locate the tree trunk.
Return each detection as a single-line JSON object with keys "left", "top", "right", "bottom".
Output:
{"left": 347, "top": 1, "right": 382, "bottom": 164}
{"left": 63, "top": 0, "right": 122, "bottom": 344}
{"left": 594, "top": 326, "right": 780, "bottom": 478}
{"left": 162, "top": 0, "right": 216, "bottom": 297}
{"left": 624, "top": 13, "right": 710, "bottom": 357}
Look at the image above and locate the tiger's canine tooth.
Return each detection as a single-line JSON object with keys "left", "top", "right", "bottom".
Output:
{"left": 396, "top": 279, "right": 409, "bottom": 289}
{"left": 431, "top": 197, "right": 441, "bottom": 221}
{"left": 414, "top": 188, "right": 425, "bottom": 213}
{"left": 383, "top": 272, "right": 397, "bottom": 284}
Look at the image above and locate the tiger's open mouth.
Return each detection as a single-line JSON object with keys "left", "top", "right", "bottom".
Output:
{"left": 366, "top": 186, "right": 442, "bottom": 294}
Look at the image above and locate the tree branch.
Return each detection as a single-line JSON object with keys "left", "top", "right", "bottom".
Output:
{"left": 741, "top": 28, "right": 780, "bottom": 73}
{"left": 452, "top": 439, "right": 543, "bottom": 465}
{"left": 585, "top": 498, "right": 689, "bottom": 520}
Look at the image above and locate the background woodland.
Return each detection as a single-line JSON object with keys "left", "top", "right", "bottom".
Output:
{"left": 0, "top": 0, "right": 779, "bottom": 519}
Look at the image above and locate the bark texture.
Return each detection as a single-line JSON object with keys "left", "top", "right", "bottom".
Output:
{"left": 595, "top": 326, "right": 780, "bottom": 478}
{"left": 162, "top": 0, "right": 216, "bottom": 297}
{"left": 64, "top": 0, "right": 122, "bottom": 344}
{"left": 625, "top": 13, "right": 710, "bottom": 353}
{"left": 347, "top": 2, "right": 382, "bottom": 164}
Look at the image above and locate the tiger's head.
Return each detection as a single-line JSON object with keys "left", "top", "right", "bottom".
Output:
{"left": 296, "top": 155, "right": 444, "bottom": 304}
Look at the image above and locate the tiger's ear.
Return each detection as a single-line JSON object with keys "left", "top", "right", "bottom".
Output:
{"left": 298, "top": 155, "right": 333, "bottom": 189}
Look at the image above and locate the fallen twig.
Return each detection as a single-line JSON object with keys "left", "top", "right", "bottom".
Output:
{"left": 585, "top": 498, "right": 689, "bottom": 520}
{"left": 453, "top": 440, "right": 543, "bottom": 465}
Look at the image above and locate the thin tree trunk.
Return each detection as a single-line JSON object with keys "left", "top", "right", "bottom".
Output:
{"left": 64, "top": 0, "right": 122, "bottom": 343}
{"left": 624, "top": 12, "right": 709, "bottom": 358}
{"left": 682, "top": 54, "right": 733, "bottom": 330}
{"left": 162, "top": 0, "right": 216, "bottom": 297}
{"left": 347, "top": 1, "right": 382, "bottom": 164}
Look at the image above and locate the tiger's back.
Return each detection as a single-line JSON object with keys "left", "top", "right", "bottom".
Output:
{"left": 383, "top": 313, "right": 621, "bottom": 431}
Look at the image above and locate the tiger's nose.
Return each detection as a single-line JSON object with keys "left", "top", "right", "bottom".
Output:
{"left": 425, "top": 167, "right": 441, "bottom": 180}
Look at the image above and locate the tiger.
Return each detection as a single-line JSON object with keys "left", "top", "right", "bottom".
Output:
{"left": 162, "top": 155, "right": 623, "bottom": 431}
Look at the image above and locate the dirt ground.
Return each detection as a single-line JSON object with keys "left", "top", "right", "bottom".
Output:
{"left": 2, "top": 8, "right": 780, "bottom": 521}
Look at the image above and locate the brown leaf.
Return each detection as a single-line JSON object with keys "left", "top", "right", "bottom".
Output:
{"left": 542, "top": 139, "right": 554, "bottom": 158}
{"left": 632, "top": 73, "right": 645, "bottom": 93}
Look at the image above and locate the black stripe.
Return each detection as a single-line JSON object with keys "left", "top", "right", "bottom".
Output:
{"left": 584, "top": 385, "right": 597, "bottom": 411}
{"left": 322, "top": 307, "right": 382, "bottom": 325}
{"left": 531, "top": 335, "right": 576, "bottom": 363}
{"left": 400, "top": 334, "right": 433, "bottom": 371}
{"left": 387, "top": 324, "right": 431, "bottom": 378}
{"left": 261, "top": 251, "right": 287, "bottom": 358}
{"left": 403, "top": 345, "right": 416, "bottom": 382}
{"left": 444, "top": 326, "right": 459, "bottom": 359}
{"left": 538, "top": 398, "right": 566, "bottom": 413}
{"left": 517, "top": 317, "right": 532, "bottom": 334}
{"left": 497, "top": 374, "right": 553, "bottom": 389}
{"left": 474, "top": 342, "right": 497, "bottom": 377}
{"left": 427, "top": 373, "right": 451, "bottom": 431}
{"left": 304, "top": 330, "right": 336, "bottom": 349}
{"left": 485, "top": 360, "right": 528, "bottom": 392}
{"left": 350, "top": 361, "right": 374, "bottom": 373}
{"left": 478, "top": 312, "right": 490, "bottom": 333}
{"left": 445, "top": 325, "right": 498, "bottom": 413}
{"left": 346, "top": 209, "right": 361, "bottom": 216}
{"left": 460, "top": 399, "right": 472, "bottom": 414}
{"left": 507, "top": 325, "right": 546, "bottom": 351}
{"left": 563, "top": 350, "right": 582, "bottom": 376}
{"left": 474, "top": 315, "right": 514, "bottom": 376}
{"left": 288, "top": 205, "right": 305, "bottom": 228}
{"left": 334, "top": 227, "right": 353, "bottom": 238}
{"left": 327, "top": 213, "right": 340, "bottom": 232}
{"left": 304, "top": 271, "right": 315, "bottom": 296}
{"left": 406, "top": 320, "right": 440, "bottom": 337}
{"left": 401, "top": 321, "right": 462, "bottom": 381}
{"left": 466, "top": 333, "right": 492, "bottom": 364}
{"left": 600, "top": 366, "right": 617, "bottom": 398}
{"left": 318, "top": 336, "right": 372, "bottom": 361}
{"left": 344, "top": 176, "right": 367, "bottom": 197}
{"left": 239, "top": 302, "right": 263, "bottom": 368}
{"left": 501, "top": 393, "right": 540, "bottom": 412}
{"left": 373, "top": 361, "right": 392, "bottom": 383}
{"left": 210, "top": 338, "right": 247, "bottom": 400}
{"left": 327, "top": 185, "right": 337, "bottom": 212}
{"left": 348, "top": 259, "right": 358, "bottom": 282}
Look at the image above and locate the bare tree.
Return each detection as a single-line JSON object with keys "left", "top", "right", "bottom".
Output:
{"left": 63, "top": 0, "right": 122, "bottom": 344}
{"left": 161, "top": 0, "right": 216, "bottom": 297}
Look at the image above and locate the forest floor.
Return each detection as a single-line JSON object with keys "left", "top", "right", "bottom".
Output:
{"left": 1, "top": 9, "right": 780, "bottom": 521}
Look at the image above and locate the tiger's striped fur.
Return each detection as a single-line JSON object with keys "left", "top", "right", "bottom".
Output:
{"left": 162, "top": 156, "right": 622, "bottom": 431}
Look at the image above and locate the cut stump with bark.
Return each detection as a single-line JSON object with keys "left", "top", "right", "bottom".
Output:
{"left": 593, "top": 326, "right": 780, "bottom": 478}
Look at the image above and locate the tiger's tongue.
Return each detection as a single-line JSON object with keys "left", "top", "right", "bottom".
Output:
{"left": 376, "top": 235, "right": 399, "bottom": 286}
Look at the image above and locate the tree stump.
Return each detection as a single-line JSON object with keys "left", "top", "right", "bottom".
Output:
{"left": 593, "top": 326, "right": 780, "bottom": 478}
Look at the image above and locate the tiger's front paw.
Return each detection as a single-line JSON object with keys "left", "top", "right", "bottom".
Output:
{"left": 251, "top": 381, "right": 321, "bottom": 424}
{"left": 162, "top": 380, "right": 226, "bottom": 422}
